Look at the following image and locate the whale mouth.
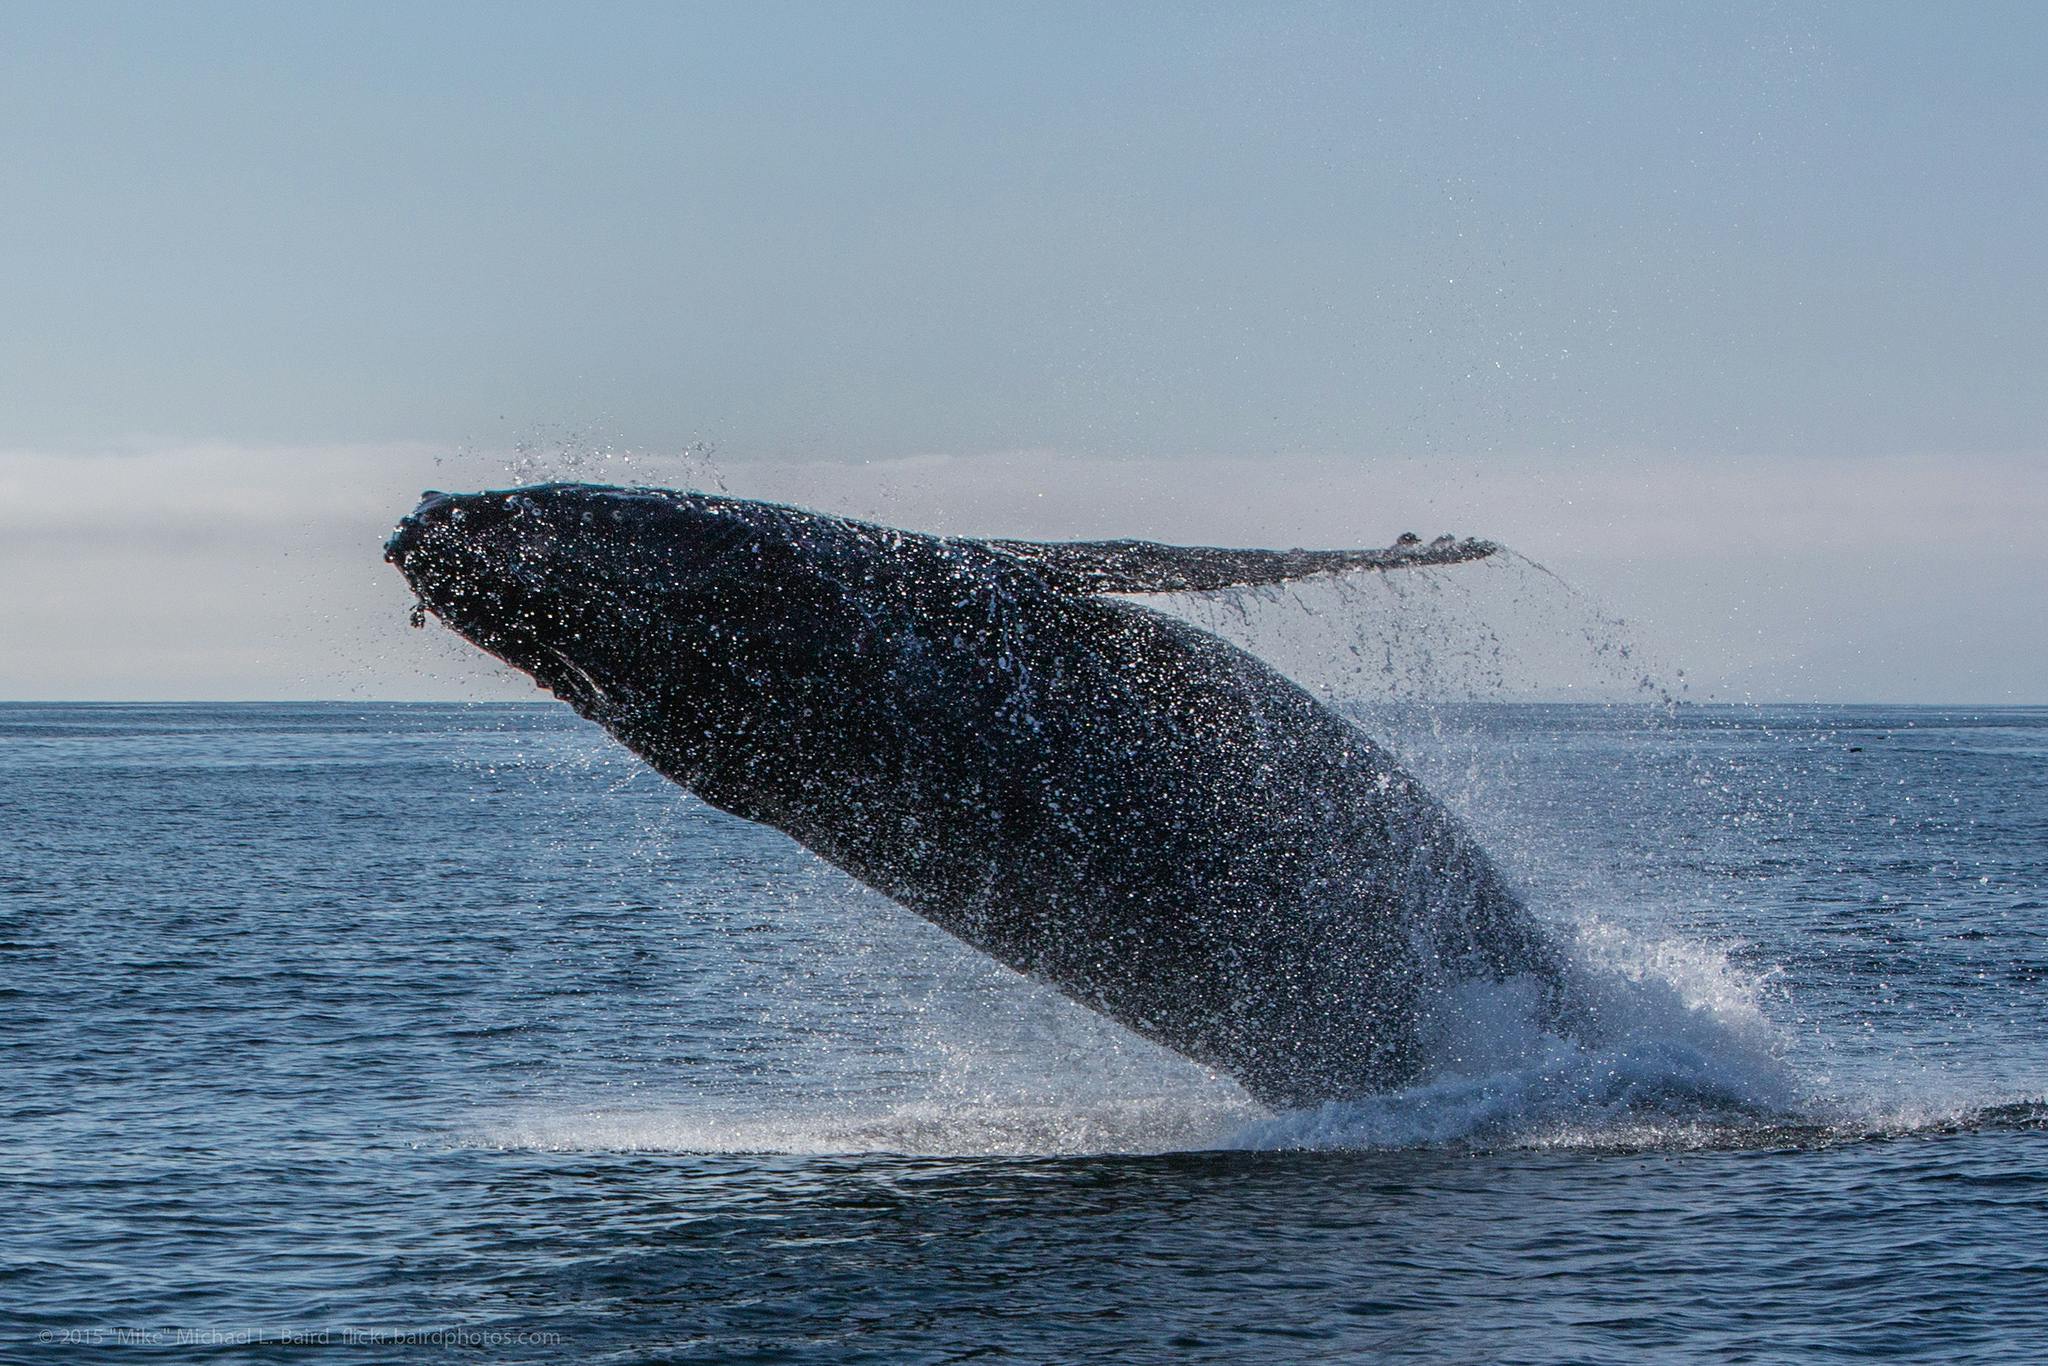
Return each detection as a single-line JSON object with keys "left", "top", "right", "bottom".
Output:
{"left": 386, "top": 489, "right": 550, "bottom": 659}
{"left": 386, "top": 487, "right": 652, "bottom": 718}
{"left": 385, "top": 488, "right": 556, "bottom": 598}
{"left": 384, "top": 492, "right": 451, "bottom": 572}
{"left": 384, "top": 489, "right": 502, "bottom": 569}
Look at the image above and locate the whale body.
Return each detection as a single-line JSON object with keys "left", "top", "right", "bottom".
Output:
{"left": 386, "top": 483, "right": 1564, "bottom": 1108}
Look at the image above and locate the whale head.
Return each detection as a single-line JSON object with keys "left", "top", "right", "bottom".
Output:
{"left": 387, "top": 480, "right": 1115, "bottom": 828}
{"left": 387, "top": 484, "right": 827, "bottom": 731}
{"left": 383, "top": 481, "right": 993, "bottom": 802}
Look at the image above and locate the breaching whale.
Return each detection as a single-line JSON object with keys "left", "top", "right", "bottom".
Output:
{"left": 386, "top": 483, "right": 1564, "bottom": 1108}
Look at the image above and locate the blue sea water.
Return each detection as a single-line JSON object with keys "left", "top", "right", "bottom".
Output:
{"left": 4, "top": 700, "right": 2046, "bottom": 1363}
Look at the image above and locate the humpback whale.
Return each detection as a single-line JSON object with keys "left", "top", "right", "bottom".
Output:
{"left": 386, "top": 484, "right": 1564, "bottom": 1108}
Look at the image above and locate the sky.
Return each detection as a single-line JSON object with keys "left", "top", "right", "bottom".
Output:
{"left": 2, "top": 1, "right": 2042, "bottom": 701}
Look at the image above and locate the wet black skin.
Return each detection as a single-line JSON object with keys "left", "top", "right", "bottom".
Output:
{"left": 386, "top": 484, "right": 1562, "bottom": 1108}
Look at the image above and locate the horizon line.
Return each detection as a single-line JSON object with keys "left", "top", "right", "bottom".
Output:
{"left": 3, "top": 697, "right": 2045, "bottom": 710}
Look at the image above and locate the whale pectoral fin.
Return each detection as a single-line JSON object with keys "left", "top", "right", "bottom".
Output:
{"left": 984, "top": 534, "right": 1500, "bottom": 594}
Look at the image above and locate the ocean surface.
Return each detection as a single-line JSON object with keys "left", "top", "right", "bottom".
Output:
{"left": 5, "top": 700, "right": 2045, "bottom": 1363}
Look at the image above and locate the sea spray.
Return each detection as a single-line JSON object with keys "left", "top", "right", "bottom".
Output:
{"left": 440, "top": 531, "right": 1826, "bottom": 1155}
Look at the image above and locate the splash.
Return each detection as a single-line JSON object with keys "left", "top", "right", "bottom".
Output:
{"left": 464, "top": 909, "right": 1815, "bottom": 1158}
{"left": 472, "top": 1093, "right": 1259, "bottom": 1159}
{"left": 1147, "top": 548, "right": 1681, "bottom": 705}
{"left": 1226, "top": 913, "right": 1799, "bottom": 1151}
{"left": 435, "top": 528, "right": 2024, "bottom": 1159}
{"left": 465, "top": 907, "right": 2039, "bottom": 1159}
{"left": 443, "top": 426, "right": 731, "bottom": 493}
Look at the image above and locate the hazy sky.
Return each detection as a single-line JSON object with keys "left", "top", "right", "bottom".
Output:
{"left": 2, "top": 2, "right": 2042, "bottom": 701}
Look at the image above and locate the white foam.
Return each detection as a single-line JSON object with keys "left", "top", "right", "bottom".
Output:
{"left": 470, "top": 1092, "right": 1259, "bottom": 1158}
{"left": 465, "top": 920, "right": 1814, "bottom": 1158}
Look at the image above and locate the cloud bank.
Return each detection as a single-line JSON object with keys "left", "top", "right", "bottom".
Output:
{"left": 1, "top": 443, "right": 2040, "bottom": 702}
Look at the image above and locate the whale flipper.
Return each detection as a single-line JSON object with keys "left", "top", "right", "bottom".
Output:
{"left": 983, "top": 534, "right": 1498, "bottom": 595}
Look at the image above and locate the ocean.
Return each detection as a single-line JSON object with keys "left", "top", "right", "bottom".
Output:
{"left": 6, "top": 700, "right": 2045, "bottom": 1362}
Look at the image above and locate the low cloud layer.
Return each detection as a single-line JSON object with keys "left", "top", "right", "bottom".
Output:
{"left": 2, "top": 443, "right": 2040, "bottom": 702}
